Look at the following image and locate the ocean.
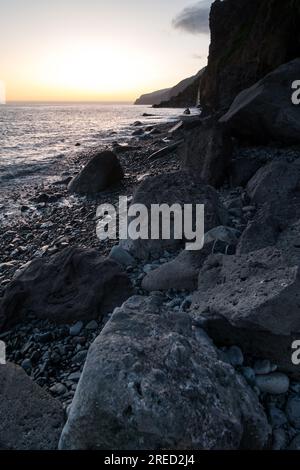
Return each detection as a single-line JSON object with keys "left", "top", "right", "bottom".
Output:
{"left": 0, "top": 103, "right": 187, "bottom": 187}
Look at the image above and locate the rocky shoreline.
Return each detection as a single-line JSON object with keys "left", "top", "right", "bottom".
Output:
{"left": 0, "top": 118, "right": 189, "bottom": 403}
{"left": 1, "top": 0, "right": 300, "bottom": 451}
{"left": 1, "top": 108, "right": 300, "bottom": 450}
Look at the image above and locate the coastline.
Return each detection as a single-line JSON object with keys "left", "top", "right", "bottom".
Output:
{"left": 0, "top": 115, "right": 189, "bottom": 409}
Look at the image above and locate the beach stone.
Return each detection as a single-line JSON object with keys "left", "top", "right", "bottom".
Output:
{"left": 268, "top": 404, "right": 288, "bottom": 429}
{"left": 0, "top": 247, "right": 133, "bottom": 331}
{"left": 254, "top": 360, "right": 273, "bottom": 376}
{"left": 59, "top": 295, "right": 270, "bottom": 450}
{"left": 68, "top": 371, "right": 81, "bottom": 382}
{"left": 34, "top": 332, "right": 53, "bottom": 344}
{"left": 68, "top": 150, "right": 124, "bottom": 194}
{"left": 69, "top": 322, "right": 83, "bottom": 337}
{"left": 72, "top": 350, "right": 88, "bottom": 365}
{"left": 241, "top": 367, "right": 256, "bottom": 387}
{"left": 0, "top": 363, "right": 64, "bottom": 450}
{"left": 50, "top": 383, "right": 67, "bottom": 396}
{"left": 85, "top": 320, "right": 98, "bottom": 331}
{"left": 192, "top": 247, "right": 300, "bottom": 378}
{"left": 256, "top": 373, "right": 289, "bottom": 395}
{"left": 226, "top": 346, "right": 244, "bottom": 367}
{"left": 121, "top": 170, "right": 228, "bottom": 260}
{"left": 142, "top": 246, "right": 212, "bottom": 292}
{"left": 286, "top": 396, "right": 300, "bottom": 428}
{"left": 21, "top": 359, "right": 32, "bottom": 373}
{"left": 220, "top": 59, "right": 300, "bottom": 145}
{"left": 109, "top": 245, "right": 136, "bottom": 267}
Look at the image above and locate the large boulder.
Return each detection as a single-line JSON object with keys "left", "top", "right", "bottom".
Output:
{"left": 237, "top": 161, "right": 300, "bottom": 255}
{"left": 0, "top": 363, "right": 64, "bottom": 450}
{"left": 121, "top": 171, "right": 228, "bottom": 260}
{"left": 237, "top": 203, "right": 281, "bottom": 255}
{"left": 68, "top": 150, "right": 124, "bottom": 194}
{"left": 247, "top": 161, "right": 300, "bottom": 204}
{"left": 142, "top": 246, "right": 212, "bottom": 292}
{"left": 59, "top": 295, "right": 270, "bottom": 450}
{"left": 229, "top": 152, "right": 269, "bottom": 187}
{"left": 0, "top": 247, "right": 132, "bottom": 331}
{"left": 180, "top": 119, "right": 233, "bottom": 188}
{"left": 219, "top": 60, "right": 300, "bottom": 145}
{"left": 192, "top": 247, "right": 300, "bottom": 377}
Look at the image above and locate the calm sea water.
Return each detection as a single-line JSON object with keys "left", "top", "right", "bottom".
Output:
{"left": 0, "top": 103, "right": 187, "bottom": 186}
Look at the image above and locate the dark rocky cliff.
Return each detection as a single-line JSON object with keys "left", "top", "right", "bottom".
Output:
{"left": 134, "top": 87, "right": 171, "bottom": 106}
{"left": 154, "top": 68, "right": 205, "bottom": 108}
{"left": 135, "top": 68, "right": 205, "bottom": 108}
{"left": 201, "top": 0, "right": 300, "bottom": 113}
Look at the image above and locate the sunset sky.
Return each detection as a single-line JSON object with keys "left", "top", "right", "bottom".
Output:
{"left": 1, "top": 0, "right": 212, "bottom": 102}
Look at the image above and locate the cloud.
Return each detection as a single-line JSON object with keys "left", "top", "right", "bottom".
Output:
{"left": 172, "top": 1, "right": 211, "bottom": 35}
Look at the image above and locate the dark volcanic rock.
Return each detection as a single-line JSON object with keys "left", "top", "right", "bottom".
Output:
{"left": 238, "top": 204, "right": 300, "bottom": 267}
{"left": 180, "top": 119, "right": 233, "bottom": 187}
{"left": 68, "top": 150, "right": 124, "bottom": 194}
{"left": 220, "top": 60, "right": 300, "bottom": 145}
{"left": 201, "top": 0, "right": 300, "bottom": 112}
{"left": 0, "top": 247, "right": 133, "bottom": 331}
{"left": 0, "top": 363, "right": 64, "bottom": 450}
{"left": 229, "top": 153, "right": 269, "bottom": 187}
{"left": 138, "top": 68, "right": 205, "bottom": 108}
{"left": 134, "top": 87, "right": 171, "bottom": 106}
{"left": 121, "top": 170, "right": 228, "bottom": 260}
{"left": 142, "top": 246, "right": 212, "bottom": 292}
{"left": 148, "top": 141, "right": 184, "bottom": 162}
{"left": 192, "top": 247, "right": 300, "bottom": 377}
{"left": 59, "top": 295, "right": 270, "bottom": 450}
{"left": 237, "top": 203, "right": 281, "bottom": 255}
{"left": 237, "top": 160, "right": 300, "bottom": 255}
{"left": 247, "top": 160, "right": 300, "bottom": 204}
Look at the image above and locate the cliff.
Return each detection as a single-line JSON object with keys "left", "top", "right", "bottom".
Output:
{"left": 200, "top": 0, "right": 300, "bottom": 113}
{"left": 135, "top": 68, "right": 205, "bottom": 107}
{"left": 134, "top": 87, "right": 171, "bottom": 106}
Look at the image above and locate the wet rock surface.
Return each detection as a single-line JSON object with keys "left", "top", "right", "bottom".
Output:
{"left": 121, "top": 170, "right": 228, "bottom": 260}
{"left": 220, "top": 59, "right": 300, "bottom": 145}
{"left": 192, "top": 247, "right": 300, "bottom": 377}
{"left": 68, "top": 150, "right": 124, "bottom": 194}
{"left": 2, "top": 107, "right": 300, "bottom": 451}
{"left": 180, "top": 119, "right": 233, "bottom": 187}
{"left": 0, "top": 362, "right": 64, "bottom": 450}
{"left": 59, "top": 295, "right": 270, "bottom": 450}
{"left": 142, "top": 246, "right": 212, "bottom": 292}
{"left": 0, "top": 246, "right": 133, "bottom": 330}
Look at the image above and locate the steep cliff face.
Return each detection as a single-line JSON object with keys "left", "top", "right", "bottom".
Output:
{"left": 201, "top": 0, "right": 300, "bottom": 113}
{"left": 134, "top": 88, "right": 171, "bottom": 106}
{"left": 154, "top": 68, "right": 205, "bottom": 108}
{"left": 135, "top": 68, "right": 205, "bottom": 107}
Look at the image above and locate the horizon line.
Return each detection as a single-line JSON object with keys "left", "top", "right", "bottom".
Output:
{"left": 4, "top": 99, "right": 135, "bottom": 105}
